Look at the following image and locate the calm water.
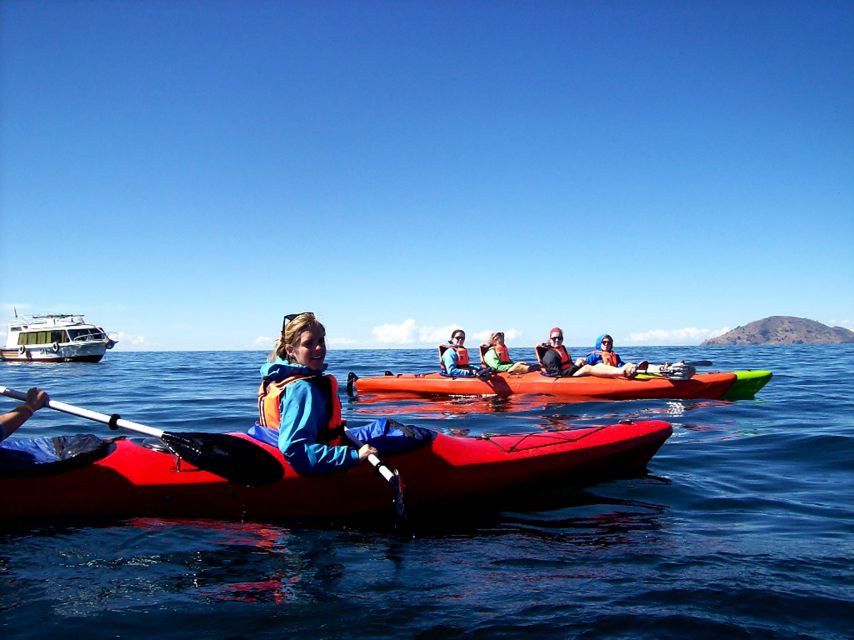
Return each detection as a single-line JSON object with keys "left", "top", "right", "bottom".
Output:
{"left": 1, "top": 345, "right": 852, "bottom": 639}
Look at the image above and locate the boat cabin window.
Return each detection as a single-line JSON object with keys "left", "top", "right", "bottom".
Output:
{"left": 68, "top": 328, "right": 107, "bottom": 342}
{"left": 18, "top": 330, "right": 66, "bottom": 345}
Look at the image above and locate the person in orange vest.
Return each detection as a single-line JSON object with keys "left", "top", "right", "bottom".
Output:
{"left": 249, "top": 312, "right": 378, "bottom": 474}
{"left": 482, "top": 331, "right": 538, "bottom": 374}
{"left": 540, "top": 329, "right": 644, "bottom": 378}
{"left": 584, "top": 334, "right": 649, "bottom": 378}
{"left": 0, "top": 387, "right": 48, "bottom": 443}
{"left": 440, "top": 329, "right": 490, "bottom": 378}
{"left": 539, "top": 328, "right": 585, "bottom": 376}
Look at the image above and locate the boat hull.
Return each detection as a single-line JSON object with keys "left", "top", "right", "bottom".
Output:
{"left": 1, "top": 421, "right": 672, "bottom": 521}
{"left": 0, "top": 343, "right": 106, "bottom": 363}
{"left": 353, "top": 370, "right": 772, "bottom": 401}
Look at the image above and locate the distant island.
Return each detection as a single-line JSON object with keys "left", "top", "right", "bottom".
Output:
{"left": 702, "top": 316, "right": 854, "bottom": 345}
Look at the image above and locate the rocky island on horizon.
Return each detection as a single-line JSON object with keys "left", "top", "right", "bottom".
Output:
{"left": 702, "top": 316, "right": 854, "bottom": 345}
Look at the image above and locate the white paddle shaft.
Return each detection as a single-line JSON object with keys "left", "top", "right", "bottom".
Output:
{"left": 0, "top": 386, "right": 164, "bottom": 438}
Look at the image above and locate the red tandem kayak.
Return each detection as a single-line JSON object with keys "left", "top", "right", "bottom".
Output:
{"left": 350, "top": 370, "right": 772, "bottom": 402}
{"left": 1, "top": 420, "right": 672, "bottom": 521}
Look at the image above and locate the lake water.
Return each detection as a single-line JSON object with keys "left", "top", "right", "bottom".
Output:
{"left": 1, "top": 345, "right": 852, "bottom": 639}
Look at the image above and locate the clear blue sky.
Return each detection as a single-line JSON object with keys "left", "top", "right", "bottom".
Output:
{"left": 1, "top": 1, "right": 852, "bottom": 350}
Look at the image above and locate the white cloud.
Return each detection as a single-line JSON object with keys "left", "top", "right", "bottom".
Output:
{"left": 371, "top": 320, "right": 469, "bottom": 345}
{"left": 372, "top": 319, "right": 418, "bottom": 344}
{"left": 626, "top": 327, "right": 730, "bottom": 345}
{"left": 371, "top": 321, "right": 527, "bottom": 346}
{"left": 328, "top": 336, "right": 357, "bottom": 346}
{"left": 418, "top": 324, "right": 459, "bottom": 344}
{"left": 829, "top": 319, "right": 854, "bottom": 331}
{"left": 254, "top": 336, "right": 275, "bottom": 348}
{"left": 112, "top": 332, "right": 146, "bottom": 348}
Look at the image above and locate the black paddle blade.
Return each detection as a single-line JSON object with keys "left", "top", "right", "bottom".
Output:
{"left": 390, "top": 470, "right": 406, "bottom": 522}
{"left": 160, "top": 432, "right": 283, "bottom": 487}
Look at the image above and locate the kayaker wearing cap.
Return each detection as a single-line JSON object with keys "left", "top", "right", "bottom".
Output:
{"left": 440, "top": 330, "right": 491, "bottom": 379}
{"left": 482, "top": 331, "right": 538, "bottom": 374}
{"left": 585, "top": 334, "right": 648, "bottom": 378}
{"left": 0, "top": 387, "right": 48, "bottom": 443}
{"left": 249, "top": 312, "right": 378, "bottom": 475}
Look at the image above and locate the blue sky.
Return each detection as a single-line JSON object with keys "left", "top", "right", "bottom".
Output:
{"left": 1, "top": 1, "right": 852, "bottom": 351}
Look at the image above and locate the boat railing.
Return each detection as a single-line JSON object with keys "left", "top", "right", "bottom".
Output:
{"left": 9, "top": 314, "right": 87, "bottom": 330}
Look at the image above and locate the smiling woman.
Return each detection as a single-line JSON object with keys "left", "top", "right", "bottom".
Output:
{"left": 248, "top": 312, "right": 378, "bottom": 475}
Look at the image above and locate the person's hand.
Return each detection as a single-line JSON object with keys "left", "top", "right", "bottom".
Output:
{"left": 574, "top": 358, "right": 586, "bottom": 367}
{"left": 25, "top": 387, "right": 49, "bottom": 412}
{"left": 475, "top": 368, "right": 494, "bottom": 381}
{"left": 357, "top": 444, "right": 378, "bottom": 461}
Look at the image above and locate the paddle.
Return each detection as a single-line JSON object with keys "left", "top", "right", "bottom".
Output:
{"left": 344, "top": 427, "right": 406, "bottom": 521}
{"left": 346, "top": 371, "right": 359, "bottom": 397}
{"left": 637, "top": 360, "right": 712, "bottom": 380}
{"left": 0, "top": 386, "right": 283, "bottom": 486}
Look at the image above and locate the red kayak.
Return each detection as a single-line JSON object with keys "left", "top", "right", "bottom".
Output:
{"left": 2, "top": 420, "right": 672, "bottom": 521}
{"left": 351, "top": 370, "right": 772, "bottom": 401}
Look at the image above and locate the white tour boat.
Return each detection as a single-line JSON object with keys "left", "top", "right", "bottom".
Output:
{"left": 1, "top": 314, "right": 117, "bottom": 363}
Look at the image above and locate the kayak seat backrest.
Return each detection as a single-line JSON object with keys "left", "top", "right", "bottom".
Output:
{"left": 534, "top": 343, "right": 549, "bottom": 366}
{"left": 438, "top": 344, "right": 450, "bottom": 372}
{"left": 0, "top": 434, "right": 114, "bottom": 478}
{"left": 479, "top": 344, "right": 489, "bottom": 365}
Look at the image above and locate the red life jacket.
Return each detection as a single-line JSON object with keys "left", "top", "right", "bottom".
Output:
{"left": 594, "top": 350, "right": 620, "bottom": 367}
{"left": 256, "top": 373, "right": 343, "bottom": 443}
{"left": 494, "top": 344, "right": 511, "bottom": 363}
{"left": 551, "top": 344, "right": 572, "bottom": 367}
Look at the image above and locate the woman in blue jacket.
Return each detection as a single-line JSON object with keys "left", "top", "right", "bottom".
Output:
{"left": 249, "top": 313, "right": 378, "bottom": 475}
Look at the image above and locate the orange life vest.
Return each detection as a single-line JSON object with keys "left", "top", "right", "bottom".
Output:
{"left": 256, "top": 373, "right": 343, "bottom": 443}
{"left": 595, "top": 350, "right": 619, "bottom": 367}
{"left": 439, "top": 344, "right": 471, "bottom": 372}
{"left": 454, "top": 346, "right": 469, "bottom": 366}
{"left": 494, "top": 344, "right": 511, "bottom": 364}
{"left": 439, "top": 345, "right": 468, "bottom": 366}
{"left": 550, "top": 344, "right": 572, "bottom": 367}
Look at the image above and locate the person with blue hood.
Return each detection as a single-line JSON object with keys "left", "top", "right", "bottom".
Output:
{"left": 249, "top": 312, "right": 378, "bottom": 475}
{"left": 585, "top": 334, "right": 647, "bottom": 378}
{"left": 249, "top": 312, "right": 434, "bottom": 476}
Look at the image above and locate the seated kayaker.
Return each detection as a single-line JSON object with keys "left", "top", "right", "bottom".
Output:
{"left": 538, "top": 328, "right": 584, "bottom": 377}
{"left": 539, "top": 328, "right": 642, "bottom": 379}
{"left": 0, "top": 387, "right": 48, "bottom": 443}
{"left": 249, "top": 312, "right": 379, "bottom": 475}
{"left": 439, "top": 330, "right": 490, "bottom": 378}
{"left": 585, "top": 334, "right": 650, "bottom": 378}
{"left": 482, "top": 331, "right": 537, "bottom": 374}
